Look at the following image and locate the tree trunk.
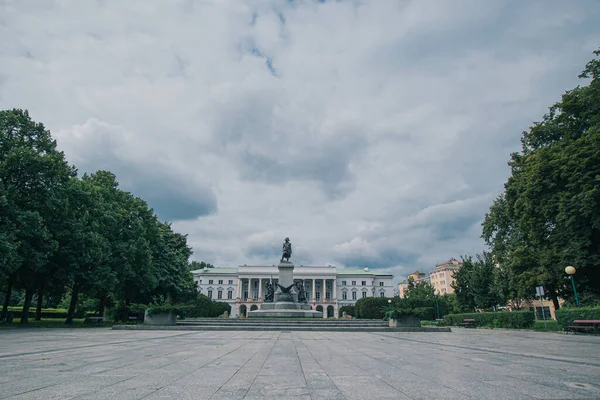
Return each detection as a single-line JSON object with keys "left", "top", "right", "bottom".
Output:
{"left": 65, "top": 286, "right": 80, "bottom": 325}
{"left": 20, "top": 286, "right": 35, "bottom": 324}
{"left": 1, "top": 276, "right": 13, "bottom": 322}
{"left": 98, "top": 294, "right": 107, "bottom": 317}
{"left": 35, "top": 282, "right": 45, "bottom": 321}
{"left": 550, "top": 291, "right": 560, "bottom": 311}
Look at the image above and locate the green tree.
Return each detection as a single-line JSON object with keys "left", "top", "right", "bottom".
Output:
{"left": 483, "top": 49, "right": 600, "bottom": 309}
{"left": 189, "top": 261, "right": 214, "bottom": 271}
{"left": 405, "top": 280, "right": 435, "bottom": 300}
{"left": 0, "top": 109, "right": 75, "bottom": 323}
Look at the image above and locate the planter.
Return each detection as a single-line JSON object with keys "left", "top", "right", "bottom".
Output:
{"left": 389, "top": 315, "right": 421, "bottom": 328}
{"left": 143, "top": 310, "right": 177, "bottom": 325}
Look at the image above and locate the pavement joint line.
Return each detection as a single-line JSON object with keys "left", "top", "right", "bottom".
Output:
{"left": 51, "top": 338, "right": 245, "bottom": 400}
{"left": 72, "top": 334, "right": 270, "bottom": 400}
{"left": 371, "top": 332, "right": 600, "bottom": 369}
{"left": 291, "top": 332, "right": 339, "bottom": 400}
{"left": 207, "top": 331, "right": 279, "bottom": 399}
{"left": 0, "top": 330, "right": 205, "bottom": 360}
{"left": 320, "top": 335, "right": 454, "bottom": 400}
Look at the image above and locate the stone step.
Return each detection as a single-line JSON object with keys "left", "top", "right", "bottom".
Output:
{"left": 113, "top": 324, "right": 451, "bottom": 333}
{"left": 180, "top": 319, "right": 385, "bottom": 324}
{"left": 177, "top": 323, "right": 388, "bottom": 328}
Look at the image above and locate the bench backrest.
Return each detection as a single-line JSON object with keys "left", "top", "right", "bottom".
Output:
{"left": 573, "top": 319, "right": 600, "bottom": 323}
{"left": 463, "top": 319, "right": 476, "bottom": 322}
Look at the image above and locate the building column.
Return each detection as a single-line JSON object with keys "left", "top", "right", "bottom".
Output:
{"left": 237, "top": 279, "right": 242, "bottom": 299}
{"left": 312, "top": 279, "right": 316, "bottom": 302}
{"left": 333, "top": 278, "right": 337, "bottom": 300}
{"left": 258, "top": 278, "right": 263, "bottom": 299}
{"left": 322, "top": 279, "right": 326, "bottom": 301}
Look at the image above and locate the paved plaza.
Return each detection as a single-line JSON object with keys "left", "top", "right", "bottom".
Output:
{"left": 1, "top": 328, "right": 599, "bottom": 399}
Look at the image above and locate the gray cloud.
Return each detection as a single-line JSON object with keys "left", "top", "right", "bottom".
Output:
{"left": 1, "top": 0, "right": 599, "bottom": 285}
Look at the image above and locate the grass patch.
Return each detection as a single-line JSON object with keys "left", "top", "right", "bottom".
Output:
{"left": 0, "top": 318, "right": 96, "bottom": 328}
{"left": 530, "top": 320, "right": 562, "bottom": 332}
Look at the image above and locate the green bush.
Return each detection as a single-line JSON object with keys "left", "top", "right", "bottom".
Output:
{"left": 355, "top": 297, "right": 390, "bottom": 319}
{"left": 555, "top": 307, "right": 600, "bottom": 330}
{"left": 338, "top": 305, "right": 355, "bottom": 318}
{"left": 443, "top": 311, "right": 535, "bottom": 329}
{"left": 531, "top": 320, "right": 561, "bottom": 332}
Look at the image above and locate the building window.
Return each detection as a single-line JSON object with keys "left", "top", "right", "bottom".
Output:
{"left": 352, "top": 281, "right": 356, "bottom": 286}
{"left": 361, "top": 281, "right": 366, "bottom": 286}
{"left": 342, "top": 292, "right": 347, "bottom": 300}
{"left": 208, "top": 290, "right": 213, "bottom": 299}
{"left": 254, "top": 281, "right": 258, "bottom": 288}
{"left": 362, "top": 292, "right": 367, "bottom": 298}
{"left": 316, "top": 292, "right": 321, "bottom": 301}
{"left": 218, "top": 280, "right": 223, "bottom": 285}
{"left": 342, "top": 281, "right": 347, "bottom": 286}
{"left": 380, "top": 292, "right": 385, "bottom": 298}
{"left": 352, "top": 291, "right": 357, "bottom": 300}
{"left": 379, "top": 282, "right": 384, "bottom": 286}
{"left": 326, "top": 292, "right": 331, "bottom": 300}
{"left": 227, "top": 291, "right": 233, "bottom": 299}
{"left": 209, "top": 280, "right": 213, "bottom": 284}
{"left": 228, "top": 280, "right": 233, "bottom": 285}
{"left": 243, "top": 291, "right": 248, "bottom": 299}
{"left": 217, "top": 290, "right": 222, "bottom": 299}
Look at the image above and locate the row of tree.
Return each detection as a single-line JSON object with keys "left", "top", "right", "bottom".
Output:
{"left": 0, "top": 109, "right": 201, "bottom": 323}
{"left": 455, "top": 49, "right": 600, "bottom": 311}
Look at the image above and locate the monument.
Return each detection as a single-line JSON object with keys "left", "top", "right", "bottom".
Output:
{"left": 247, "top": 238, "right": 323, "bottom": 318}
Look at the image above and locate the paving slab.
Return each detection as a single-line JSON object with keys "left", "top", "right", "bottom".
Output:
{"left": 0, "top": 328, "right": 599, "bottom": 399}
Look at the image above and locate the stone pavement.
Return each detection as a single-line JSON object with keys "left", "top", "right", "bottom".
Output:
{"left": 1, "top": 328, "right": 599, "bottom": 399}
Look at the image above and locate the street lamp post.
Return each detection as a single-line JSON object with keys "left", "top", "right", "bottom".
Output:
{"left": 435, "top": 294, "right": 441, "bottom": 320}
{"left": 565, "top": 266, "right": 581, "bottom": 308}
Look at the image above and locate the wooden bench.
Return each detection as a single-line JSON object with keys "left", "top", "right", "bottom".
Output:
{"left": 128, "top": 316, "right": 139, "bottom": 322}
{"left": 458, "top": 319, "right": 476, "bottom": 328}
{"left": 566, "top": 320, "right": 600, "bottom": 334}
{"left": 84, "top": 316, "right": 105, "bottom": 324}
{"left": 436, "top": 319, "right": 445, "bottom": 326}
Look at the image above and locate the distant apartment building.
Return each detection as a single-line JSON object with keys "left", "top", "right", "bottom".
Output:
{"left": 430, "top": 258, "right": 462, "bottom": 295}
{"left": 398, "top": 258, "right": 462, "bottom": 298}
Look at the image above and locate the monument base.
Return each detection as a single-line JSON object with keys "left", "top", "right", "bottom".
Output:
{"left": 248, "top": 302, "right": 323, "bottom": 319}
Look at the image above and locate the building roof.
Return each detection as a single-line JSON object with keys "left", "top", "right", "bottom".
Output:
{"left": 190, "top": 268, "right": 238, "bottom": 274}
{"left": 336, "top": 269, "right": 392, "bottom": 276}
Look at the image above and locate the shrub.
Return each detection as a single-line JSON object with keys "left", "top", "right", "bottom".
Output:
{"left": 210, "top": 301, "right": 231, "bottom": 317}
{"left": 355, "top": 297, "right": 390, "bottom": 319}
{"left": 555, "top": 307, "right": 600, "bottom": 330}
{"left": 338, "top": 305, "right": 355, "bottom": 318}
{"left": 443, "top": 311, "right": 534, "bottom": 329}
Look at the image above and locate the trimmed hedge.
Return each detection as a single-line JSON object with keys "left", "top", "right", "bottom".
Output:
{"left": 443, "top": 311, "right": 535, "bottom": 329}
{"left": 555, "top": 307, "right": 600, "bottom": 330}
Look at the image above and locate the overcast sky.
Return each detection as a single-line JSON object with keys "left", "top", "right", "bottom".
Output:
{"left": 1, "top": 0, "right": 599, "bottom": 284}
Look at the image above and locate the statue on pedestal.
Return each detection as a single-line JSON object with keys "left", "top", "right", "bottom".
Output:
{"left": 281, "top": 237, "right": 292, "bottom": 262}
{"left": 295, "top": 281, "right": 307, "bottom": 303}
{"left": 264, "top": 282, "right": 274, "bottom": 302}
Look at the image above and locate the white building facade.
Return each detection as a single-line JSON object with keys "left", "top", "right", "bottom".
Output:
{"left": 191, "top": 265, "right": 394, "bottom": 318}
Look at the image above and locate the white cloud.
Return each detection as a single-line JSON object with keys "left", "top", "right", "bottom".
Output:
{"left": 1, "top": 0, "right": 599, "bottom": 285}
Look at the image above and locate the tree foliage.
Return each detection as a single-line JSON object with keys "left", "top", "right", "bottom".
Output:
{"left": 482, "top": 49, "right": 600, "bottom": 309}
{"left": 0, "top": 109, "right": 200, "bottom": 323}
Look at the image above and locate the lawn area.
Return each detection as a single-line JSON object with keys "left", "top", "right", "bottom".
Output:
{"left": 1, "top": 318, "right": 88, "bottom": 328}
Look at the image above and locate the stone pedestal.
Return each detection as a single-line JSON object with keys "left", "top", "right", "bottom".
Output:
{"left": 277, "top": 262, "right": 294, "bottom": 287}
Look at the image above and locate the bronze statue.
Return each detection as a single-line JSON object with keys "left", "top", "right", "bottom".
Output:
{"left": 295, "top": 281, "right": 307, "bottom": 303}
{"left": 264, "top": 282, "right": 274, "bottom": 302}
{"left": 281, "top": 237, "right": 292, "bottom": 262}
